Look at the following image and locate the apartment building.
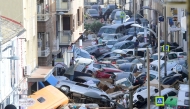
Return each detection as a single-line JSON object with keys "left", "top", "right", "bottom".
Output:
{"left": 0, "top": 0, "right": 37, "bottom": 108}
{"left": 56, "top": 0, "right": 85, "bottom": 66}
{"left": 37, "top": 0, "right": 59, "bottom": 66}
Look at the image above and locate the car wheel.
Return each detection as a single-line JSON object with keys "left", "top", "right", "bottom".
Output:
{"left": 137, "top": 95, "right": 145, "bottom": 102}
{"left": 87, "top": 71, "right": 93, "bottom": 74}
{"left": 60, "top": 86, "right": 70, "bottom": 95}
{"left": 101, "top": 95, "right": 110, "bottom": 107}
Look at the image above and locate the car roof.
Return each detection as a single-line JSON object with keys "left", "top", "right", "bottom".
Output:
{"left": 118, "top": 35, "right": 133, "bottom": 41}
{"left": 153, "top": 52, "right": 177, "bottom": 56}
{"left": 76, "top": 76, "right": 100, "bottom": 81}
{"left": 114, "top": 41, "right": 132, "bottom": 46}
{"left": 154, "top": 88, "right": 176, "bottom": 96}
{"left": 87, "top": 9, "right": 97, "bottom": 11}
{"left": 118, "top": 63, "right": 135, "bottom": 67}
{"left": 102, "top": 67, "right": 121, "bottom": 71}
{"left": 150, "top": 60, "right": 165, "bottom": 66}
{"left": 109, "top": 24, "right": 123, "bottom": 28}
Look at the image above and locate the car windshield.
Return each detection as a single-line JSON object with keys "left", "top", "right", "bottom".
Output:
{"left": 131, "top": 59, "right": 140, "bottom": 63}
{"left": 118, "top": 79, "right": 132, "bottom": 87}
{"left": 116, "top": 61, "right": 126, "bottom": 64}
{"left": 103, "top": 35, "right": 115, "bottom": 40}
{"left": 150, "top": 64, "right": 158, "bottom": 71}
{"left": 111, "top": 45, "right": 121, "bottom": 51}
{"left": 151, "top": 55, "right": 162, "bottom": 61}
{"left": 107, "top": 41, "right": 117, "bottom": 45}
{"left": 99, "top": 28, "right": 106, "bottom": 33}
{"left": 104, "top": 28, "right": 116, "bottom": 34}
{"left": 89, "top": 10, "right": 98, "bottom": 14}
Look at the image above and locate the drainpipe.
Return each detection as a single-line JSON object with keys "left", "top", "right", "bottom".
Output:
{"left": 0, "top": 14, "right": 2, "bottom": 102}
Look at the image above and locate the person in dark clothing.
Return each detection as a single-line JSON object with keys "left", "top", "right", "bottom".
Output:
{"left": 134, "top": 40, "right": 139, "bottom": 56}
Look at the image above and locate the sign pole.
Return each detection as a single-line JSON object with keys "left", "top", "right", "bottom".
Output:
{"left": 147, "top": 47, "right": 150, "bottom": 109}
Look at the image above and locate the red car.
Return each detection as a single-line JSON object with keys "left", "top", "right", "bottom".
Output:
{"left": 95, "top": 68, "right": 123, "bottom": 78}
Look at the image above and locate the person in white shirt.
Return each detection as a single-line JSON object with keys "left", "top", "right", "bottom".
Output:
{"left": 131, "top": 36, "right": 137, "bottom": 42}
{"left": 91, "top": 40, "right": 96, "bottom": 45}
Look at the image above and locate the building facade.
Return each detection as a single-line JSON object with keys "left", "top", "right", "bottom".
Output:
{"left": 37, "top": 0, "right": 59, "bottom": 66}
{"left": 56, "top": 0, "right": 85, "bottom": 66}
{"left": 0, "top": 0, "right": 38, "bottom": 108}
{"left": 0, "top": 16, "right": 26, "bottom": 109}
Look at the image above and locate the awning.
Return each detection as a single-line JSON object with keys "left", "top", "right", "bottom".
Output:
{"left": 28, "top": 66, "right": 55, "bottom": 82}
{"left": 79, "top": 29, "right": 86, "bottom": 35}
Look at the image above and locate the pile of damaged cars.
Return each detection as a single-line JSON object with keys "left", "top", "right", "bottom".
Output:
{"left": 45, "top": 44, "right": 187, "bottom": 108}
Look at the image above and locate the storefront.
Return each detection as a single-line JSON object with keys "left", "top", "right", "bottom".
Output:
{"left": 27, "top": 66, "right": 56, "bottom": 95}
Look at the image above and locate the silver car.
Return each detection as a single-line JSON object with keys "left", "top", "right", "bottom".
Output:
{"left": 56, "top": 79, "right": 111, "bottom": 100}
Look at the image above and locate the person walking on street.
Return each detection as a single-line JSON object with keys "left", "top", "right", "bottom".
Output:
{"left": 120, "top": 11, "right": 125, "bottom": 24}
{"left": 70, "top": 57, "right": 74, "bottom": 66}
{"left": 98, "top": 37, "right": 103, "bottom": 44}
{"left": 134, "top": 39, "right": 139, "bottom": 56}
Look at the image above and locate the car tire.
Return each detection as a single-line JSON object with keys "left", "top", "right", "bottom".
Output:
{"left": 101, "top": 95, "right": 110, "bottom": 107}
{"left": 87, "top": 70, "right": 93, "bottom": 74}
{"left": 137, "top": 95, "right": 145, "bottom": 102}
{"left": 60, "top": 86, "right": 70, "bottom": 95}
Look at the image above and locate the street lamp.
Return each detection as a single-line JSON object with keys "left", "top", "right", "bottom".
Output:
{"left": 131, "top": 24, "right": 157, "bottom": 37}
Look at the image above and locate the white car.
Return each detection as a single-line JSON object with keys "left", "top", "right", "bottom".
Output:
{"left": 173, "top": 52, "right": 187, "bottom": 59}
{"left": 150, "top": 52, "right": 178, "bottom": 61}
{"left": 151, "top": 88, "right": 178, "bottom": 101}
{"left": 133, "top": 86, "right": 158, "bottom": 108}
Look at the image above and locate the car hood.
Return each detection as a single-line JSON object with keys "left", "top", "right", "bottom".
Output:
{"left": 89, "top": 13, "right": 99, "bottom": 16}
{"left": 106, "top": 45, "right": 114, "bottom": 48}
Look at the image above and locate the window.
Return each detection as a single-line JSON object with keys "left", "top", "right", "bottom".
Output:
{"left": 93, "top": 64, "right": 101, "bottom": 69}
{"left": 150, "top": 74, "right": 156, "bottom": 81}
{"left": 77, "top": 9, "right": 80, "bottom": 26}
{"left": 184, "top": 100, "right": 189, "bottom": 105}
{"left": 185, "top": 92, "right": 189, "bottom": 97}
{"left": 167, "top": 91, "right": 177, "bottom": 96}
{"left": 37, "top": 97, "right": 45, "bottom": 103}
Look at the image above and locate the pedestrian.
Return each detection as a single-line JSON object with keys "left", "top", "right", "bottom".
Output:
{"left": 134, "top": 39, "right": 139, "bottom": 56}
{"left": 131, "top": 36, "right": 137, "bottom": 42}
{"left": 123, "top": 94, "right": 129, "bottom": 109}
{"left": 70, "top": 57, "right": 74, "bottom": 66}
{"left": 99, "top": 6, "right": 103, "bottom": 23}
{"left": 98, "top": 37, "right": 103, "bottom": 44}
{"left": 91, "top": 39, "right": 96, "bottom": 45}
{"left": 95, "top": 38, "right": 98, "bottom": 44}
{"left": 120, "top": 11, "right": 125, "bottom": 24}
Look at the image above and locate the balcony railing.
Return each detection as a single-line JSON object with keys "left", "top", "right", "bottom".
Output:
{"left": 56, "top": 0, "right": 71, "bottom": 11}
{"left": 59, "top": 30, "right": 72, "bottom": 46}
{"left": 37, "top": 14, "right": 50, "bottom": 21}
{"left": 38, "top": 47, "right": 50, "bottom": 57}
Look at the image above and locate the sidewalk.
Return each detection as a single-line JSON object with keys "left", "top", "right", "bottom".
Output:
{"left": 75, "top": 40, "right": 92, "bottom": 48}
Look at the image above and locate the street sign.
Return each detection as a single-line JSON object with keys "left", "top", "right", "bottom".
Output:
{"left": 155, "top": 96, "right": 165, "bottom": 106}
{"left": 162, "top": 45, "right": 170, "bottom": 52}
{"left": 19, "top": 98, "right": 35, "bottom": 107}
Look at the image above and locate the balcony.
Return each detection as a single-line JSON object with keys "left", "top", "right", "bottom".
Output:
{"left": 59, "top": 30, "right": 72, "bottom": 46}
{"left": 56, "top": 0, "right": 71, "bottom": 11}
{"left": 38, "top": 47, "right": 50, "bottom": 57}
{"left": 37, "top": 14, "right": 50, "bottom": 21}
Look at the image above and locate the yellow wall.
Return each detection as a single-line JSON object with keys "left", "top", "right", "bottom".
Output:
{"left": 0, "top": 0, "right": 38, "bottom": 71}
{"left": 71, "top": 0, "right": 84, "bottom": 43}
{"left": 0, "top": 0, "right": 23, "bottom": 24}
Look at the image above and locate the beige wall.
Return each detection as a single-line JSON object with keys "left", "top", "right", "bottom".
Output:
{"left": 0, "top": 0, "right": 23, "bottom": 25}
{"left": 23, "top": 0, "right": 38, "bottom": 70}
{"left": 0, "top": 0, "right": 38, "bottom": 71}
{"left": 71, "top": 0, "right": 84, "bottom": 42}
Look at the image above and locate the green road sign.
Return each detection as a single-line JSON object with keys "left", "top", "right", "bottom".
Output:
{"left": 155, "top": 96, "right": 165, "bottom": 106}
{"left": 162, "top": 45, "right": 170, "bottom": 52}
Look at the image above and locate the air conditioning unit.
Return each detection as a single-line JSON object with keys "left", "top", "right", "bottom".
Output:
{"left": 24, "top": 65, "right": 31, "bottom": 76}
